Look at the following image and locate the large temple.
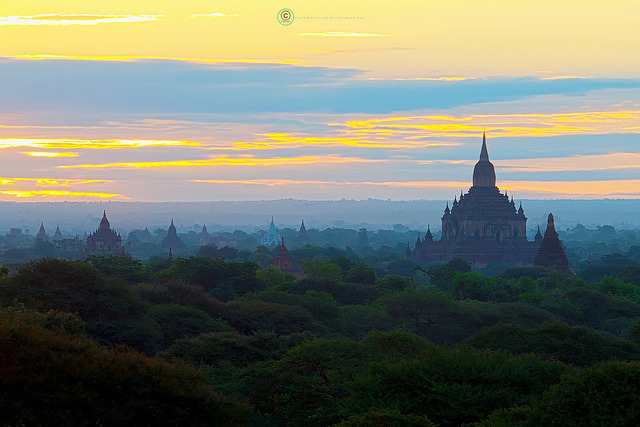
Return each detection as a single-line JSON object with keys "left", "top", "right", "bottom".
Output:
{"left": 411, "top": 134, "right": 541, "bottom": 267}
{"left": 86, "top": 211, "right": 122, "bottom": 255}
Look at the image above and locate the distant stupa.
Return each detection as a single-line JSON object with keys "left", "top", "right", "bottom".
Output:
{"left": 53, "top": 225, "right": 63, "bottom": 241}
{"left": 271, "top": 237, "right": 300, "bottom": 276}
{"left": 297, "top": 219, "right": 310, "bottom": 246}
{"left": 161, "top": 219, "right": 185, "bottom": 252}
{"left": 534, "top": 213, "right": 570, "bottom": 273}
{"left": 261, "top": 217, "right": 281, "bottom": 247}
{"left": 36, "top": 222, "right": 49, "bottom": 241}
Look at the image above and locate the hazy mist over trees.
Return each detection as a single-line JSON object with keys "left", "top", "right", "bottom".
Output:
{"left": 1, "top": 199, "right": 639, "bottom": 235}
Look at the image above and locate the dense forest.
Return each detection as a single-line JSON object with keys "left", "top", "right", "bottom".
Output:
{"left": 2, "top": 242, "right": 640, "bottom": 425}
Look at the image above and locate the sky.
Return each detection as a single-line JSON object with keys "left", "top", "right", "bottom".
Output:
{"left": 1, "top": 0, "right": 640, "bottom": 202}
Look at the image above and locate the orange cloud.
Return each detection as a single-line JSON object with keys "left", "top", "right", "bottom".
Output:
{"left": 497, "top": 153, "right": 640, "bottom": 172}
{"left": 193, "top": 178, "right": 640, "bottom": 199}
{"left": 501, "top": 180, "right": 640, "bottom": 198}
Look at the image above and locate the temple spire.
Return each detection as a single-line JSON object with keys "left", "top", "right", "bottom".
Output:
{"left": 479, "top": 131, "right": 489, "bottom": 161}
{"left": 472, "top": 133, "right": 496, "bottom": 187}
{"left": 99, "top": 210, "right": 110, "bottom": 230}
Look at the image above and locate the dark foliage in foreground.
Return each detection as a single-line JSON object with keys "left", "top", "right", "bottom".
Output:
{"left": 0, "top": 307, "right": 251, "bottom": 425}
{"left": 2, "top": 254, "right": 640, "bottom": 425}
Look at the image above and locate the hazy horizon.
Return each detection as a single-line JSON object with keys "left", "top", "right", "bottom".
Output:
{"left": 1, "top": 199, "right": 640, "bottom": 235}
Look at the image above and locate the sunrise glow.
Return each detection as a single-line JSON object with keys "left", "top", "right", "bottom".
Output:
{"left": 0, "top": 0, "right": 639, "bottom": 201}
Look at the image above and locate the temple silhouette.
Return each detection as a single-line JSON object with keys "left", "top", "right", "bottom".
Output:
{"left": 534, "top": 213, "right": 570, "bottom": 273}
{"left": 86, "top": 211, "right": 122, "bottom": 255}
{"left": 411, "top": 134, "right": 541, "bottom": 267}
{"left": 261, "top": 217, "right": 281, "bottom": 247}
{"left": 160, "top": 219, "right": 185, "bottom": 253}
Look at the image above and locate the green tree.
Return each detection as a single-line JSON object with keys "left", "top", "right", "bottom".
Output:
{"left": 451, "top": 272, "right": 495, "bottom": 301}
{"left": 134, "top": 280, "right": 225, "bottom": 318}
{"left": 347, "top": 347, "right": 570, "bottom": 426}
{"left": 85, "top": 254, "right": 146, "bottom": 284}
{"left": 336, "top": 408, "right": 434, "bottom": 427}
{"left": 0, "top": 258, "right": 161, "bottom": 353}
{"left": 225, "top": 299, "right": 320, "bottom": 335}
{"left": 161, "top": 330, "right": 310, "bottom": 367}
{"left": 467, "top": 321, "right": 640, "bottom": 366}
{"left": 345, "top": 262, "right": 377, "bottom": 286}
{"left": 0, "top": 310, "right": 251, "bottom": 425}
{"left": 486, "top": 361, "right": 640, "bottom": 426}
{"left": 427, "top": 257, "right": 472, "bottom": 291}
{"left": 149, "top": 303, "right": 233, "bottom": 347}
{"left": 376, "top": 275, "right": 417, "bottom": 293}
{"left": 300, "top": 259, "right": 343, "bottom": 282}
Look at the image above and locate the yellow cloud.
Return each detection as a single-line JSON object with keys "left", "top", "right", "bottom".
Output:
{"left": 338, "top": 110, "right": 640, "bottom": 139}
{"left": 0, "top": 14, "right": 162, "bottom": 26}
{"left": 0, "top": 190, "right": 125, "bottom": 198}
{"left": 0, "top": 138, "right": 200, "bottom": 149}
{"left": 60, "top": 155, "right": 382, "bottom": 169}
{"left": 24, "top": 151, "right": 78, "bottom": 157}
{"left": 0, "top": 177, "right": 107, "bottom": 186}
{"left": 230, "top": 133, "right": 459, "bottom": 150}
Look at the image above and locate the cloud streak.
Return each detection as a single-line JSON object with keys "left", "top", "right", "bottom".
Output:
{"left": 23, "top": 151, "right": 79, "bottom": 157}
{"left": 338, "top": 110, "right": 640, "bottom": 139}
{"left": 0, "top": 190, "right": 125, "bottom": 199}
{"left": 0, "top": 14, "right": 162, "bottom": 26}
{"left": 190, "top": 13, "right": 237, "bottom": 19}
{"left": 0, "top": 139, "right": 199, "bottom": 150}
{"left": 59, "top": 155, "right": 382, "bottom": 169}
{"left": 298, "top": 32, "right": 391, "bottom": 37}
{"left": 0, "top": 177, "right": 108, "bottom": 187}
{"left": 498, "top": 153, "right": 640, "bottom": 172}
{"left": 193, "top": 178, "right": 640, "bottom": 199}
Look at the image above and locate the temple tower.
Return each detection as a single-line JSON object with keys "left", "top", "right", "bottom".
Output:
{"left": 534, "top": 213, "right": 570, "bottom": 273}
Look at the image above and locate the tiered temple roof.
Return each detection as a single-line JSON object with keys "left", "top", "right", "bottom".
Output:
{"left": 413, "top": 134, "right": 540, "bottom": 266}
{"left": 86, "top": 211, "right": 122, "bottom": 255}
